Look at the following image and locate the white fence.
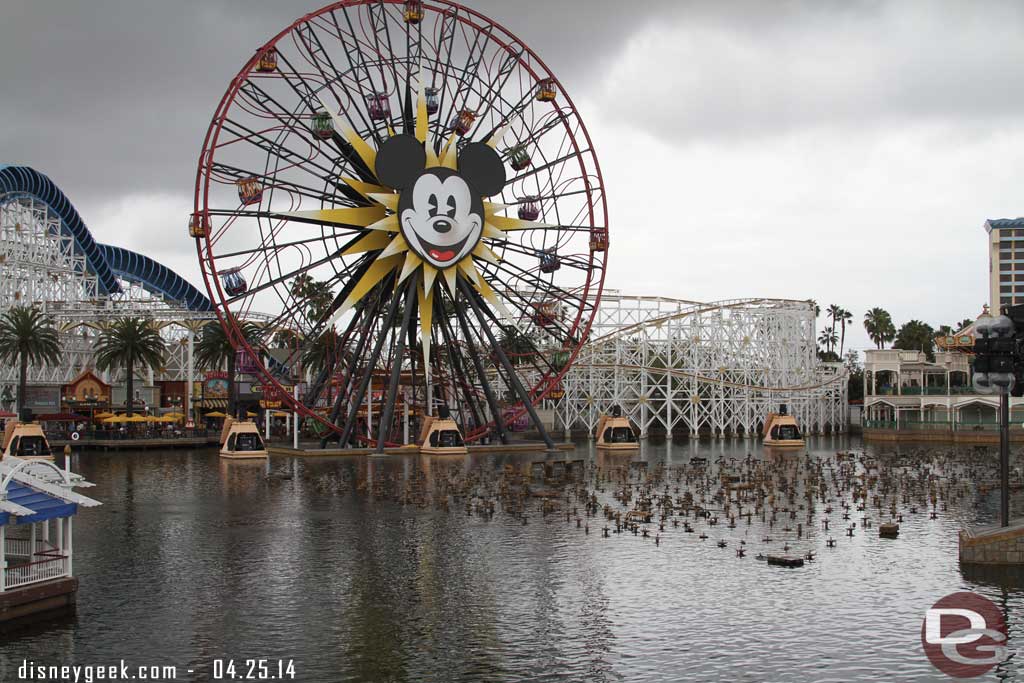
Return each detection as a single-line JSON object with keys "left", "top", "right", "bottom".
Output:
{"left": 2, "top": 538, "right": 69, "bottom": 590}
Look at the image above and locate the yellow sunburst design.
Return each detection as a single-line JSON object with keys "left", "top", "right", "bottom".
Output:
{"left": 310, "top": 75, "right": 547, "bottom": 367}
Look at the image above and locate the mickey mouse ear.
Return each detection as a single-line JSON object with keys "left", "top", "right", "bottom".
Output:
{"left": 458, "top": 142, "right": 506, "bottom": 197}
{"left": 375, "top": 134, "right": 426, "bottom": 189}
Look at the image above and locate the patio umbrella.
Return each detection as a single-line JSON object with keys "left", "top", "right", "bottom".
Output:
{"left": 103, "top": 416, "right": 127, "bottom": 423}
{"left": 126, "top": 415, "right": 148, "bottom": 423}
{"left": 205, "top": 411, "right": 228, "bottom": 418}
{"left": 94, "top": 411, "right": 115, "bottom": 419}
{"left": 158, "top": 415, "right": 178, "bottom": 423}
{"left": 145, "top": 415, "right": 160, "bottom": 422}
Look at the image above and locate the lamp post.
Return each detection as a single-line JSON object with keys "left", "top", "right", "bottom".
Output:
{"left": 64, "top": 395, "right": 78, "bottom": 438}
{"left": 973, "top": 313, "right": 1017, "bottom": 527}
{"left": 83, "top": 394, "right": 98, "bottom": 435}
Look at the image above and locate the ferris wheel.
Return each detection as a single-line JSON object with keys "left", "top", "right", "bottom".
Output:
{"left": 193, "top": 0, "right": 607, "bottom": 447}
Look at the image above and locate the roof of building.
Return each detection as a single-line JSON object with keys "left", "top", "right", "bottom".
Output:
{"left": 0, "top": 481, "right": 77, "bottom": 525}
{"left": 985, "top": 218, "right": 1024, "bottom": 232}
{"left": 0, "top": 459, "right": 100, "bottom": 525}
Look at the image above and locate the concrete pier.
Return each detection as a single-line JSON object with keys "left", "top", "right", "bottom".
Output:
{"left": 0, "top": 577, "right": 77, "bottom": 627}
{"left": 960, "top": 520, "right": 1024, "bottom": 565}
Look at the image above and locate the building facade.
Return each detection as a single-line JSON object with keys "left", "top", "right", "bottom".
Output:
{"left": 986, "top": 217, "right": 1024, "bottom": 312}
{"left": 862, "top": 348, "right": 1024, "bottom": 435}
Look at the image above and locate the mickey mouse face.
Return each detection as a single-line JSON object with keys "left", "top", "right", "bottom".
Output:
{"left": 400, "top": 168, "right": 481, "bottom": 266}
{"left": 375, "top": 134, "right": 505, "bottom": 270}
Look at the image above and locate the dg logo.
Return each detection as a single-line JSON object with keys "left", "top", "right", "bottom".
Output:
{"left": 922, "top": 591, "right": 1008, "bottom": 678}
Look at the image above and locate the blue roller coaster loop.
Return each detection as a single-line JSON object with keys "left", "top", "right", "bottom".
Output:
{"left": 0, "top": 165, "right": 211, "bottom": 311}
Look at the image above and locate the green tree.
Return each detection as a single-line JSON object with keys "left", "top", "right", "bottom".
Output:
{"left": 837, "top": 307, "right": 854, "bottom": 356}
{"left": 863, "top": 308, "right": 895, "bottom": 349}
{"left": 818, "top": 326, "right": 838, "bottom": 356}
{"left": 844, "top": 349, "right": 864, "bottom": 401}
{"left": 893, "top": 319, "right": 936, "bottom": 361}
{"left": 194, "top": 320, "right": 260, "bottom": 416}
{"left": 957, "top": 318, "right": 975, "bottom": 331}
{"left": 0, "top": 306, "right": 62, "bottom": 416}
{"left": 302, "top": 328, "right": 347, "bottom": 377}
{"left": 291, "top": 276, "right": 335, "bottom": 323}
{"left": 93, "top": 317, "right": 166, "bottom": 416}
{"left": 807, "top": 299, "right": 820, "bottom": 318}
{"left": 826, "top": 304, "right": 842, "bottom": 349}
{"left": 498, "top": 327, "right": 535, "bottom": 366}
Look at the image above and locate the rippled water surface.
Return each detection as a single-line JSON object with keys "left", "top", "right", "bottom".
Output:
{"left": 4, "top": 436, "right": 1024, "bottom": 682}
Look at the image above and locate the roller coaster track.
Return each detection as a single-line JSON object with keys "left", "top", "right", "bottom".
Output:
{"left": 0, "top": 165, "right": 211, "bottom": 311}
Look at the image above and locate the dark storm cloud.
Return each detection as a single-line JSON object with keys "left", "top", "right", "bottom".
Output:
{"left": 0, "top": 0, "right": 666, "bottom": 204}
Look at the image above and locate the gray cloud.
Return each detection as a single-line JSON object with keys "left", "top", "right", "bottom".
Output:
{"left": 3, "top": 0, "right": 1020, "bottom": 353}
{"left": 593, "top": 0, "right": 1024, "bottom": 141}
{"left": 0, "top": 0, "right": 664, "bottom": 202}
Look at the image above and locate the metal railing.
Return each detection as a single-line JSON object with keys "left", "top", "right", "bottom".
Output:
{"left": 863, "top": 419, "right": 1011, "bottom": 432}
{"left": 3, "top": 539, "right": 69, "bottom": 590}
{"left": 51, "top": 428, "right": 219, "bottom": 442}
{"left": 873, "top": 387, "right": 974, "bottom": 397}
{"left": 3, "top": 537, "right": 51, "bottom": 557}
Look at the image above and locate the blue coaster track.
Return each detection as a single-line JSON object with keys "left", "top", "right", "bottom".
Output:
{"left": 0, "top": 165, "right": 211, "bottom": 311}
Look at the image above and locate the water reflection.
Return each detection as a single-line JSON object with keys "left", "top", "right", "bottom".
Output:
{"left": 4, "top": 437, "right": 1024, "bottom": 682}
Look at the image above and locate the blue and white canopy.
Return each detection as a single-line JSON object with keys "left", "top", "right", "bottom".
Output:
{"left": 0, "top": 459, "right": 101, "bottom": 525}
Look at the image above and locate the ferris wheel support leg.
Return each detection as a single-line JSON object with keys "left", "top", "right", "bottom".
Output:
{"left": 458, "top": 279, "right": 556, "bottom": 451}
{"left": 375, "top": 280, "right": 417, "bottom": 455}
{"left": 339, "top": 283, "right": 406, "bottom": 448}
{"left": 437, "top": 304, "right": 486, "bottom": 436}
{"left": 320, "top": 313, "right": 373, "bottom": 448}
{"left": 453, "top": 296, "right": 508, "bottom": 445}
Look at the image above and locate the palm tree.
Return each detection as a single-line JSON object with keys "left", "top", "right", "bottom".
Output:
{"left": 93, "top": 317, "right": 166, "bottom": 416}
{"left": 957, "top": 318, "right": 975, "bottom": 332}
{"left": 302, "top": 328, "right": 348, "bottom": 377}
{"left": 806, "top": 299, "right": 820, "bottom": 318}
{"left": 194, "top": 320, "right": 260, "bottom": 416}
{"left": 498, "top": 327, "right": 535, "bottom": 366}
{"left": 837, "top": 308, "right": 854, "bottom": 356}
{"left": 0, "top": 306, "right": 62, "bottom": 416}
{"left": 863, "top": 308, "right": 896, "bottom": 349}
{"left": 818, "top": 326, "right": 838, "bottom": 354}
{"left": 827, "top": 304, "right": 842, "bottom": 339}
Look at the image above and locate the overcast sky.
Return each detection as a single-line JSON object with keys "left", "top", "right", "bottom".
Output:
{"left": 4, "top": 0, "right": 1023, "bottom": 354}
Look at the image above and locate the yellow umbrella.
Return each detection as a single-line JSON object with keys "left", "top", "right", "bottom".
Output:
{"left": 126, "top": 414, "right": 148, "bottom": 423}
{"left": 165, "top": 412, "right": 185, "bottom": 419}
{"left": 144, "top": 415, "right": 160, "bottom": 422}
{"left": 95, "top": 411, "right": 115, "bottom": 419}
{"left": 205, "top": 411, "right": 228, "bottom": 418}
{"left": 102, "top": 416, "right": 126, "bottom": 424}
{"left": 158, "top": 415, "right": 178, "bottom": 423}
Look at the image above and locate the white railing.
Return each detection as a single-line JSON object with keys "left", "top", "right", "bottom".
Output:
{"left": 2, "top": 538, "right": 70, "bottom": 590}
{"left": 3, "top": 537, "right": 53, "bottom": 558}
{"left": 4, "top": 553, "right": 69, "bottom": 590}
